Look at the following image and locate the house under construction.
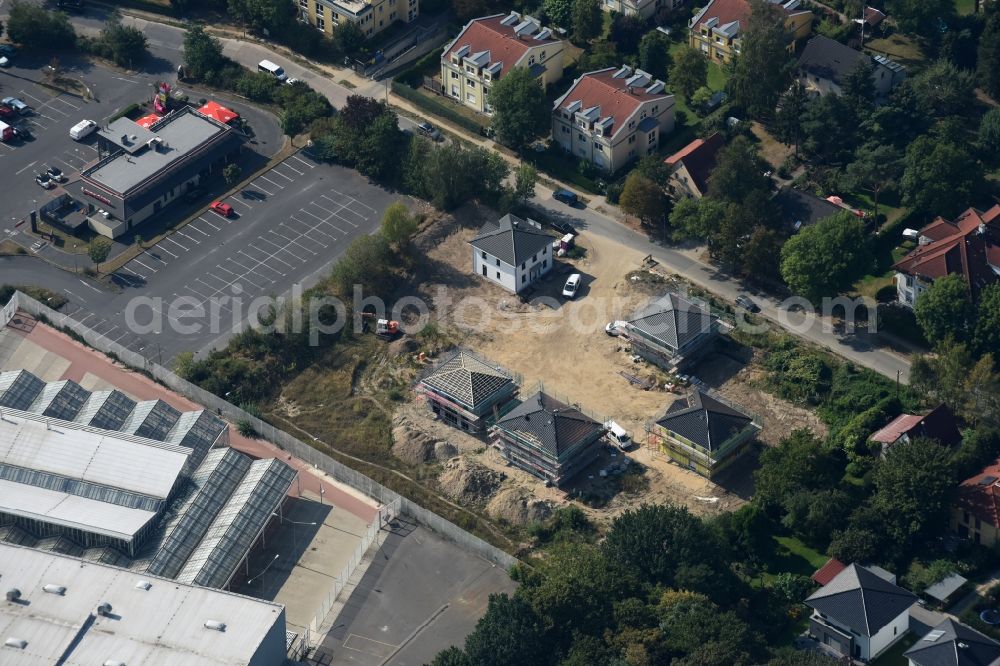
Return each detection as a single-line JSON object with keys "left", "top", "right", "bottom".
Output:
{"left": 417, "top": 350, "right": 519, "bottom": 433}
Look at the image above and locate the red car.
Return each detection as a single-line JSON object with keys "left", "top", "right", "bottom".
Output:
{"left": 209, "top": 201, "right": 234, "bottom": 218}
{"left": 0, "top": 105, "right": 14, "bottom": 120}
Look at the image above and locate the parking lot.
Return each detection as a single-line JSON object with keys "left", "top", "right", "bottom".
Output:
{"left": 103, "top": 150, "right": 409, "bottom": 359}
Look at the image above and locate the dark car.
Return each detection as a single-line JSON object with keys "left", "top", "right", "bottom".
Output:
{"left": 735, "top": 295, "right": 760, "bottom": 313}
{"left": 550, "top": 220, "right": 575, "bottom": 236}
{"left": 417, "top": 122, "right": 442, "bottom": 141}
{"left": 12, "top": 125, "right": 34, "bottom": 141}
{"left": 553, "top": 189, "right": 579, "bottom": 207}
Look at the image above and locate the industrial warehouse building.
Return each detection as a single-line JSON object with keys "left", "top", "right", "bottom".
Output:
{"left": 0, "top": 369, "right": 296, "bottom": 590}
{"left": 417, "top": 349, "right": 519, "bottom": 433}
{"left": 0, "top": 542, "right": 289, "bottom": 665}
{"left": 58, "top": 106, "right": 242, "bottom": 238}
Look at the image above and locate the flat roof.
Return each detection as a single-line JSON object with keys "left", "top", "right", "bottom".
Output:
{"left": 0, "top": 409, "right": 190, "bottom": 499}
{"left": 98, "top": 117, "right": 159, "bottom": 155}
{"left": 85, "top": 107, "right": 228, "bottom": 195}
{"left": 0, "top": 479, "right": 157, "bottom": 540}
{"left": 0, "top": 542, "right": 286, "bottom": 666}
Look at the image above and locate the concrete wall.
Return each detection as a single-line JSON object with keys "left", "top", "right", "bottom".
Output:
{"left": 8, "top": 292, "right": 520, "bottom": 577}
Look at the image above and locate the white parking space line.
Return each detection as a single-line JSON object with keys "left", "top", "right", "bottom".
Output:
{"left": 289, "top": 224, "right": 329, "bottom": 248}
{"left": 162, "top": 236, "right": 190, "bottom": 252}
{"left": 289, "top": 220, "right": 336, "bottom": 241}
{"left": 143, "top": 250, "right": 168, "bottom": 265}
{"left": 257, "top": 174, "right": 285, "bottom": 189}
{"left": 278, "top": 161, "right": 304, "bottom": 176}
{"left": 241, "top": 246, "right": 293, "bottom": 271}
{"left": 268, "top": 228, "right": 318, "bottom": 256}
{"left": 268, "top": 168, "right": 294, "bottom": 182}
{"left": 196, "top": 275, "right": 229, "bottom": 292}
{"left": 290, "top": 154, "right": 315, "bottom": 169}
{"left": 14, "top": 160, "right": 37, "bottom": 175}
{"left": 251, "top": 182, "right": 275, "bottom": 196}
{"left": 255, "top": 236, "right": 304, "bottom": 264}
{"left": 55, "top": 97, "right": 81, "bottom": 110}
{"left": 152, "top": 243, "right": 178, "bottom": 259}
{"left": 121, "top": 265, "right": 146, "bottom": 279}
{"left": 18, "top": 90, "right": 46, "bottom": 105}
{"left": 326, "top": 189, "right": 377, "bottom": 214}
{"left": 184, "top": 284, "right": 213, "bottom": 301}
{"left": 175, "top": 230, "right": 200, "bottom": 244}
{"left": 27, "top": 118, "right": 49, "bottom": 130}
{"left": 197, "top": 216, "right": 222, "bottom": 231}
{"left": 292, "top": 214, "right": 346, "bottom": 236}
{"left": 0, "top": 142, "right": 16, "bottom": 152}
{"left": 131, "top": 258, "right": 158, "bottom": 273}
{"left": 229, "top": 255, "right": 280, "bottom": 282}
{"left": 39, "top": 104, "right": 69, "bottom": 118}
{"left": 215, "top": 263, "right": 267, "bottom": 290}
{"left": 320, "top": 194, "right": 366, "bottom": 222}
{"left": 78, "top": 279, "right": 102, "bottom": 294}
{"left": 54, "top": 157, "right": 77, "bottom": 171}
{"left": 227, "top": 198, "right": 253, "bottom": 210}
{"left": 186, "top": 224, "right": 211, "bottom": 237}
{"left": 310, "top": 200, "right": 359, "bottom": 229}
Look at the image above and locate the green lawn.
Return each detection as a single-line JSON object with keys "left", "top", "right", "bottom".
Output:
{"left": 669, "top": 42, "right": 729, "bottom": 93}
{"left": 872, "top": 635, "right": 918, "bottom": 666}
{"left": 765, "top": 536, "right": 830, "bottom": 577}
{"left": 956, "top": 0, "right": 976, "bottom": 15}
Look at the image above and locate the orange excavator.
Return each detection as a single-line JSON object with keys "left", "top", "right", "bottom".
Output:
{"left": 360, "top": 312, "right": 400, "bottom": 339}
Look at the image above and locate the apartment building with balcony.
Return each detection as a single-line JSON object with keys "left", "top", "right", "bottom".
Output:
{"left": 440, "top": 12, "right": 565, "bottom": 114}
{"left": 689, "top": 0, "right": 813, "bottom": 63}
{"left": 600, "top": 0, "right": 686, "bottom": 20}
{"left": 297, "top": 0, "right": 418, "bottom": 39}
{"left": 552, "top": 65, "right": 675, "bottom": 173}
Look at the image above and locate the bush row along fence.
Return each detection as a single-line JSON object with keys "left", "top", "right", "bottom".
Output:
{"left": 8, "top": 291, "right": 520, "bottom": 566}
{"left": 391, "top": 80, "right": 487, "bottom": 136}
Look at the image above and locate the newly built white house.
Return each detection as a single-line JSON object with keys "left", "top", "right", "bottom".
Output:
{"left": 469, "top": 214, "right": 554, "bottom": 294}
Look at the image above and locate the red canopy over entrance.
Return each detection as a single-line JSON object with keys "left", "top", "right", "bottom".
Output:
{"left": 197, "top": 100, "right": 239, "bottom": 125}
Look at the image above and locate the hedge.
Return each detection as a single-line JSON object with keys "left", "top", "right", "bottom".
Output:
{"left": 391, "top": 81, "right": 486, "bottom": 135}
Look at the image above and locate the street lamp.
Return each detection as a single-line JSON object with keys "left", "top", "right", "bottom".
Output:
{"left": 272, "top": 512, "right": 316, "bottom": 551}
{"left": 246, "top": 553, "right": 279, "bottom": 587}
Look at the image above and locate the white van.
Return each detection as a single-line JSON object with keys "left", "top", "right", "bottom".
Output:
{"left": 69, "top": 119, "right": 97, "bottom": 140}
{"left": 258, "top": 59, "right": 287, "bottom": 82}
{"left": 605, "top": 420, "right": 632, "bottom": 450}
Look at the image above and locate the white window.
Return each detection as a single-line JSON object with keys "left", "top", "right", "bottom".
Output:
{"left": 540, "top": 51, "right": 546, "bottom": 60}
{"left": 299, "top": 0, "right": 307, "bottom": 6}
{"left": 451, "top": 71, "right": 458, "bottom": 79}
{"left": 467, "top": 92, "right": 476, "bottom": 102}
{"left": 647, "top": 131, "right": 656, "bottom": 142}
{"left": 596, "top": 144, "right": 603, "bottom": 152}
{"left": 451, "top": 85, "right": 459, "bottom": 96}
{"left": 317, "top": 16, "right": 325, "bottom": 30}
{"left": 316, "top": 3, "right": 324, "bottom": 15}
{"left": 468, "top": 80, "right": 475, "bottom": 89}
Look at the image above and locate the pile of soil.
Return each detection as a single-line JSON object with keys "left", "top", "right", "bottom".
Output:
{"left": 486, "top": 487, "right": 555, "bottom": 527}
{"left": 434, "top": 441, "right": 459, "bottom": 460}
{"left": 437, "top": 458, "right": 506, "bottom": 506}
{"left": 391, "top": 416, "right": 435, "bottom": 465}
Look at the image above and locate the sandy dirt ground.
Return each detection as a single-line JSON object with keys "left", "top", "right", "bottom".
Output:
{"left": 750, "top": 121, "right": 795, "bottom": 170}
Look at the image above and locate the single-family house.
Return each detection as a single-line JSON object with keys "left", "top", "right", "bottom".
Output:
{"left": 862, "top": 6, "right": 886, "bottom": 32}
{"left": 469, "top": 214, "right": 554, "bottom": 294}
{"left": 623, "top": 292, "right": 718, "bottom": 371}
{"left": 797, "top": 35, "right": 906, "bottom": 98}
{"left": 600, "top": 0, "right": 685, "bottom": 20}
{"left": 773, "top": 186, "right": 843, "bottom": 232}
{"left": 441, "top": 12, "right": 564, "bottom": 114}
{"left": 552, "top": 65, "right": 675, "bottom": 173}
{"left": 417, "top": 350, "right": 519, "bottom": 433}
{"left": 651, "top": 389, "right": 760, "bottom": 478}
{"left": 689, "top": 0, "right": 813, "bottom": 64}
{"left": 905, "top": 618, "right": 1000, "bottom": 666}
{"left": 491, "top": 391, "right": 605, "bottom": 486}
{"left": 893, "top": 204, "right": 1000, "bottom": 307}
{"left": 870, "top": 404, "right": 963, "bottom": 454}
{"left": 952, "top": 456, "right": 1000, "bottom": 547}
{"left": 664, "top": 133, "right": 725, "bottom": 200}
{"left": 805, "top": 563, "right": 917, "bottom": 661}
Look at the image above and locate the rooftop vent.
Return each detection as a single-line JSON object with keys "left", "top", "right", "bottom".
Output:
{"left": 924, "top": 629, "right": 946, "bottom": 642}
{"left": 95, "top": 602, "right": 113, "bottom": 617}
{"left": 958, "top": 642, "right": 969, "bottom": 649}
{"left": 104, "top": 661, "right": 126, "bottom": 666}
{"left": 4, "top": 638, "right": 27, "bottom": 649}
{"left": 204, "top": 620, "right": 227, "bottom": 632}
{"left": 43, "top": 584, "right": 66, "bottom": 595}
{"left": 5, "top": 589, "right": 20, "bottom": 602}
{"left": 134, "top": 580, "right": 152, "bottom": 591}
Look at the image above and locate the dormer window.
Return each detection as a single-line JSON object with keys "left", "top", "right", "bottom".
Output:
{"left": 528, "top": 56, "right": 536, "bottom": 65}
{"left": 452, "top": 56, "right": 460, "bottom": 64}
{"left": 540, "top": 51, "right": 546, "bottom": 60}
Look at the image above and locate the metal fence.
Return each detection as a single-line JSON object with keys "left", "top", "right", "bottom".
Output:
{"left": 7, "top": 292, "right": 519, "bottom": 640}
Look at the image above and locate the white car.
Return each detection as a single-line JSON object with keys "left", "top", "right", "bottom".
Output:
{"left": 605, "top": 320, "right": 629, "bottom": 336}
{"left": 562, "top": 273, "right": 581, "bottom": 299}
{"left": 69, "top": 119, "right": 97, "bottom": 141}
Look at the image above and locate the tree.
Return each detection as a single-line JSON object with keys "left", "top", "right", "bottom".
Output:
{"left": 911, "top": 340, "right": 1000, "bottom": 426}
{"left": 542, "top": 0, "right": 573, "bottom": 27}
{"left": 222, "top": 163, "right": 242, "bottom": 186}
{"left": 380, "top": 202, "right": 419, "bottom": 251}
{"left": 571, "top": 0, "right": 602, "bottom": 44}
{"left": 801, "top": 93, "right": 859, "bottom": 164}
{"left": 754, "top": 430, "right": 843, "bottom": 510}
{"left": 451, "top": 0, "right": 490, "bottom": 21}
{"left": 228, "top": 0, "right": 294, "bottom": 33}
{"left": 909, "top": 60, "right": 975, "bottom": 118}
{"left": 779, "top": 211, "right": 873, "bottom": 303}
{"left": 707, "top": 136, "right": 770, "bottom": 204}
{"left": 183, "top": 26, "right": 225, "bottom": 79}
{"left": 669, "top": 197, "right": 728, "bottom": 241}
{"left": 489, "top": 67, "right": 549, "bottom": 151}
{"left": 726, "top": 0, "right": 793, "bottom": 119}
{"left": 671, "top": 47, "right": 708, "bottom": 100}
{"left": 327, "top": 233, "right": 393, "bottom": 297}
{"left": 462, "top": 594, "right": 548, "bottom": 666}
{"left": 771, "top": 82, "right": 808, "bottom": 156}
{"left": 609, "top": 14, "right": 646, "bottom": 55}
{"left": 844, "top": 143, "right": 902, "bottom": 221}
{"left": 6, "top": 1, "right": 75, "bottom": 48}
{"left": 901, "top": 136, "right": 984, "bottom": 218}
{"left": 405, "top": 142, "right": 509, "bottom": 211}
{"left": 638, "top": 31, "right": 671, "bottom": 81}
{"left": 974, "top": 284, "right": 1000, "bottom": 358}
{"left": 885, "top": 0, "right": 955, "bottom": 39}
{"left": 333, "top": 20, "right": 365, "bottom": 55}
{"left": 770, "top": 573, "right": 815, "bottom": 606}
{"left": 979, "top": 12, "right": 1000, "bottom": 101}
{"left": 914, "top": 274, "right": 975, "bottom": 345}
{"left": 513, "top": 163, "right": 538, "bottom": 205}
{"left": 980, "top": 108, "right": 1000, "bottom": 155}
{"left": 741, "top": 225, "right": 782, "bottom": 282}
{"left": 620, "top": 173, "right": 669, "bottom": 233}
{"left": 842, "top": 58, "right": 876, "bottom": 111}
{"left": 88, "top": 237, "right": 112, "bottom": 273}
{"left": 97, "top": 16, "right": 148, "bottom": 68}
{"left": 430, "top": 647, "right": 468, "bottom": 666}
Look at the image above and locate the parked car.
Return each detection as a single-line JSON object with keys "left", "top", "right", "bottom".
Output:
{"left": 34, "top": 173, "right": 53, "bottom": 189}
{"left": 562, "top": 273, "right": 581, "bottom": 299}
{"left": 1, "top": 98, "right": 29, "bottom": 114}
{"left": 12, "top": 124, "right": 34, "bottom": 141}
{"left": 417, "top": 122, "right": 442, "bottom": 141}
{"left": 45, "top": 166, "right": 66, "bottom": 183}
{"left": 553, "top": 189, "right": 579, "bottom": 206}
{"left": 735, "top": 295, "right": 760, "bottom": 312}
{"left": 0, "top": 56, "right": 10, "bottom": 68}
{"left": 0, "top": 45, "right": 14, "bottom": 68}
{"left": 550, "top": 220, "right": 576, "bottom": 236}
{"left": 184, "top": 187, "right": 206, "bottom": 203}
{"left": 69, "top": 119, "right": 97, "bottom": 140}
{"left": 209, "top": 201, "right": 234, "bottom": 217}
{"left": 605, "top": 320, "right": 629, "bottom": 336}
{"left": 604, "top": 420, "right": 632, "bottom": 450}
{"left": 0, "top": 105, "right": 15, "bottom": 120}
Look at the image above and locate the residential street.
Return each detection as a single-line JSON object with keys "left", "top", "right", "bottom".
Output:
{"left": 0, "top": 2, "right": 911, "bottom": 380}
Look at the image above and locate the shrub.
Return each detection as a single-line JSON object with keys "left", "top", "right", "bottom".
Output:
{"left": 236, "top": 418, "right": 257, "bottom": 438}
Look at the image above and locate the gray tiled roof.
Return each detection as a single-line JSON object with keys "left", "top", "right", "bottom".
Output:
{"left": 656, "top": 390, "right": 753, "bottom": 452}
{"left": 798, "top": 35, "right": 869, "bottom": 86}
{"left": 470, "top": 214, "right": 553, "bottom": 266}
{"left": 806, "top": 564, "right": 917, "bottom": 637}
{"left": 905, "top": 618, "right": 1000, "bottom": 666}
{"left": 628, "top": 293, "right": 714, "bottom": 352}
{"left": 421, "top": 350, "right": 513, "bottom": 409}
{"left": 497, "top": 392, "right": 602, "bottom": 457}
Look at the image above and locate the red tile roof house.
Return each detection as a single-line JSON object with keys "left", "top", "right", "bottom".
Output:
{"left": 869, "top": 404, "right": 963, "bottom": 455}
{"left": 893, "top": 204, "right": 1000, "bottom": 308}
{"left": 953, "top": 457, "right": 1000, "bottom": 547}
{"left": 440, "top": 12, "right": 564, "bottom": 115}
{"left": 552, "top": 65, "right": 675, "bottom": 173}
{"left": 688, "top": 0, "right": 814, "bottom": 64}
{"left": 664, "top": 133, "right": 725, "bottom": 199}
